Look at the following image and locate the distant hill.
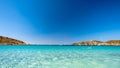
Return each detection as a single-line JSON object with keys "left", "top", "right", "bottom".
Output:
{"left": 0, "top": 36, "right": 26, "bottom": 45}
{"left": 73, "top": 40, "right": 120, "bottom": 46}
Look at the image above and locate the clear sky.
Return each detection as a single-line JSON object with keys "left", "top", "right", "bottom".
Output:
{"left": 0, "top": 0, "right": 120, "bottom": 44}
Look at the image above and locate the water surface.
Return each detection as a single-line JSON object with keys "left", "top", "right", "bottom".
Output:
{"left": 0, "top": 45, "right": 119, "bottom": 68}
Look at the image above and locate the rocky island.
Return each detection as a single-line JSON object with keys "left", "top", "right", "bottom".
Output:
{"left": 0, "top": 36, "right": 26, "bottom": 45}
{"left": 73, "top": 40, "right": 120, "bottom": 46}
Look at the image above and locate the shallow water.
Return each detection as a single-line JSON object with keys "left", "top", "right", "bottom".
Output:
{"left": 0, "top": 45, "right": 120, "bottom": 68}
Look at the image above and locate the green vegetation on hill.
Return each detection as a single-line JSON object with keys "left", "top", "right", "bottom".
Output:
{"left": 73, "top": 40, "right": 120, "bottom": 46}
{"left": 0, "top": 36, "right": 26, "bottom": 45}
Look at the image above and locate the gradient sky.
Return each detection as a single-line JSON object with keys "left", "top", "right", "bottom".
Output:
{"left": 0, "top": 0, "right": 120, "bottom": 44}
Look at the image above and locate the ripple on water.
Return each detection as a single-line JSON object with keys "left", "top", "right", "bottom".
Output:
{"left": 0, "top": 46, "right": 119, "bottom": 68}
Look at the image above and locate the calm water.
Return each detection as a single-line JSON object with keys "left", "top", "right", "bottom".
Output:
{"left": 0, "top": 45, "right": 120, "bottom": 68}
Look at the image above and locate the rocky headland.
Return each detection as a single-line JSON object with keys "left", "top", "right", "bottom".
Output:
{"left": 0, "top": 36, "right": 26, "bottom": 45}
{"left": 73, "top": 40, "right": 120, "bottom": 46}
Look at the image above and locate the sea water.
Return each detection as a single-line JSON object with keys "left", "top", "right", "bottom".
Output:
{"left": 0, "top": 45, "right": 119, "bottom": 68}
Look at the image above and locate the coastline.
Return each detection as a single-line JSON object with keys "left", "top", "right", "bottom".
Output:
{"left": 73, "top": 40, "right": 120, "bottom": 46}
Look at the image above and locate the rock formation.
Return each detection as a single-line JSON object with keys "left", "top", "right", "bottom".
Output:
{"left": 73, "top": 40, "right": 120, "bottom": 46}
{"left": 0, "top": 36, "right": 26, "bottom": 45}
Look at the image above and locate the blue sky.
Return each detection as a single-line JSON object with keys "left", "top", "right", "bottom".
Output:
{"left": 0, "top": 0, "right": 120, "bottom": 44}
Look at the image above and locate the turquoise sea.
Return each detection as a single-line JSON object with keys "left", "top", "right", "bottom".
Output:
{"left": 0, "top": 45, "right": 120, "bottom": 68}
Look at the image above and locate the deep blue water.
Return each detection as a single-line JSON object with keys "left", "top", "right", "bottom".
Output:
{"left": 0, "top": 45, "right": 119, "bottom": 68}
